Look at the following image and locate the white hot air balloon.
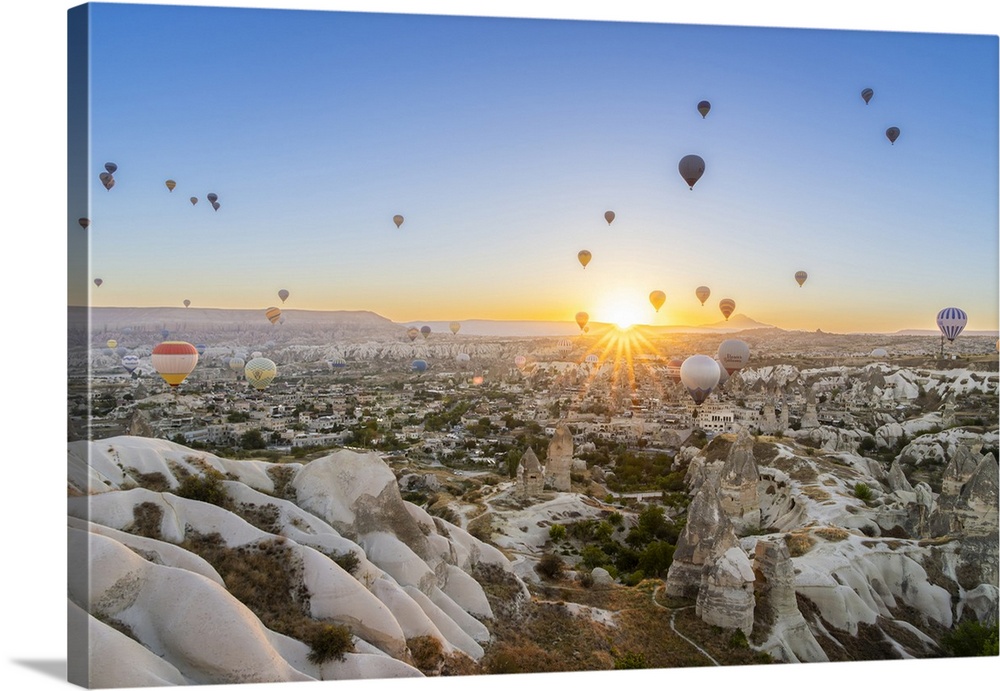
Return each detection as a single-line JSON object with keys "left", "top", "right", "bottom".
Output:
{"left": 680, "top": 354, "right": 720, "bottom": 405}
{"left": 716, "top": 339, "right": 750, "bottom": 375}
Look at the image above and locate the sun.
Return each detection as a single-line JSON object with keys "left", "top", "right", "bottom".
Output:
{"left": 601, "top": 299, "right": 646, "bottom": 331}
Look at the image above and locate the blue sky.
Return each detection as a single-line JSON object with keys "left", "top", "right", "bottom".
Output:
{"left": 68, "top": 2, "right": 998, "bottom": 333}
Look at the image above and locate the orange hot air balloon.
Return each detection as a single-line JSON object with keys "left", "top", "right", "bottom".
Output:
{"left": 695, "top": 285, "right": 710, "bottom": 306}
{"left": 794, "top": 270, "right": 808, "bottom": 287}
{"left": 719, "top": 298, "right": 736, "bottom": 321}
{"left": 265, "top": 307, "right": 281, "bottom": 324}
{"left": 151, "top": 341, "right": 199, "bottom": 387}
{"left": 649, "top": 290, "right": 666, "bottom": 312}
{"left": 393, "top": 214, "right": 404, "bottom": 228}
{"left": 578, "top": 250, "right": 592, "bottom": 269}
{"left": 407, "top": 327, "right": 419, "bottom": 342}
{"left": 165, "top": 179, "right": 176, "bottom": 192}
{"left": 604, "top": 211, "right": 615, "bottom": 225}
{"left": 575, "top": 311, "right": 589, "bottom": 331}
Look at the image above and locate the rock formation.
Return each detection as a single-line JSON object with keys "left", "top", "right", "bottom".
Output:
{"left": 545, "top": 425, "right": 573, "bottom": 492}
{"left": 665, "top": 481, "right": 735, "bottom": 598}
{"left": 695, "top": 543, "right": 756, "bottom": 635}
{"left": 516, "top": 447, "right": 543, "bottom": 497}
{"left": 751, "top": 539, "right": 827, "bottom": 662}
{"left": 718, "top": 427, "right": 760, "bottom": 533}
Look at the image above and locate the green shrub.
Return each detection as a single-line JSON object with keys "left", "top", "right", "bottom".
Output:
{"left": 306, "top": 623, "right": 355, "bottom": 664}
{"left": 853, "top": 482, "right": 873, "bottom": 501}
{"left": 548, "top": 524, "right": 566, "bottom": 542}
{"left": 536, "top": 553, "right": 564, "bottom": 580}
{"left": 942, "top": 620, "right": 999, "bottom": 657}
{"left": 175, "top": 469, "right": 230, "bottom": 508}
{"left": 613, "top": 651, "right": 647, "bottom": 669}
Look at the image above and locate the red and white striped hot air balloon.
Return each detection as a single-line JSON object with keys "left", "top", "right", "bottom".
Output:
{"left": 151, "top": 341, "right": 199, "bottom": 387}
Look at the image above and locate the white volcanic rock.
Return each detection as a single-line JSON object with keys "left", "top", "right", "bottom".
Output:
{"left": 440, "top": 563, "right": 494, "bottom": 620}
{"left": 402, "top": 586, "right": 485, "bottom": 660}
{"left": 718, "top": 428, "right": 761, "bottom": 532}
{"left": 292, "top": 449, "right": 401, "bottom": 533}
{"left": 69, "top": 527, "right": 314, "bottom": 685}
{"left": 69, "top": 599, "right": 189, "bottom": 687}
{"left": 367, "top": 577, "right": 456, "bottom": 654}
{"left": 787, "top": 425, "right": 873, "bottom": 454}
{"left": 695, "top": 546, "right": 756, "bottom": 635}
{"left": 359, "top": 530, "right": 437, "bottom": 592}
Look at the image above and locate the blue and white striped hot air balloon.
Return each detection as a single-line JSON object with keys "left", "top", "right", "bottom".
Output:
{"left": 936, "top": 307, "right": 968, "bottom": 342}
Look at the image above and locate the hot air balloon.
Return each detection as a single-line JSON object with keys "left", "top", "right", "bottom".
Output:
{"left": 666, "top": 358, "right": 684, "bottom": 384}
{"left": 649, "top": 290, "right": 666, "bottom": 312}
{"left": 115, "top": 346, "right": 127, "bottom": 357}
{"left": 393, "top": 214, "right": 404, "bottom": 228}
{"left": 99, "top": 172, "right": 114, "bottom": 190}
{"left": 207, "top": 193, "right": 218, "bottom": 203}
{"left": 870, "top": 348, "right": 888, "bottom": 358}
{"left": 104, "top": 163, "right": 117, "bottom": 175}
{"left": 604, "top": 211, "right": 615, "bottom": 225}
{"left": 886, "top": 127, "right": 900, "bottom": 144}
{"left": 715, "top": 359, "right": 730, "bottom": 386}
{"left": 94, "top": 278, "right": 103, "bottom": 287}
{"left": 106, "top": 339, "right": 117, "bottom": 350}
{"left": 121, "top": 354, "right": 140, "bottom": 374}
{"left": 265, "top": 307, "right": 281, "bottom": 324}
{"left": 190, "top": 197, "right": 198, "bottom": 206}
{"left": 244, "top": 357, "right": 277, "bottom": 390}
{"left": 456, "top": 352, "right": 471, "bottom": 366}
{"left": 795, "top": 271, "right": 808, "bottom": 287}
{"left": 680, "top": 354, "right": 720, "bottom": 405}
{"left": 578, "top": 250, "right": 592, "bottom": 269}
{"left": 328, "top": 357, "right": 347, "bottom": 369}
{"left": 514, "top": 355, "right": 527, "bottom": 369}
{"left": 861, "top": 88, "right": 874, "bottom": 105}
{"left": 585, "top": 354, "right": 599, "bottom": 365}
{"left": 195, "top": 343, "right": 207, "bottom": 356}
{"left": 183, "top": 299, "right": 191, "bottom": 308}
{"left": 695, "top": 286, "right": 710, "bottom": 306}
{"left": 449, "top": 322, "right": 461, "bottom": 335}
{"left": 278, "top": 289, "right": 289, "bottom": 303}
{"left": 420, "top": 325, "right": 431, "bottom": 339}
{"left": 716, "top": 338, "right": 750, "bottom": 375}
{"left": 165, "top": 179, "right": 176, "bottom": 192}
{"left": 411, "top": 359, "right": 428, "bottom": 373}
{"left": 719, "top": 298, "right": 736, "bottom": 321}
{"left": 78, "top": 218, "right": 90, "bottom": 230}
{"left": 228, "top": 356, "right": 245, "bottom": 373}
{"left": 936, "top": 307, "right": 967, "bottom": 342}
{"left": 211, "top": 201, "right": 221, "bottom": 211}
{"left": 678, "top": 155, "right": 705, "bottom": 190}
{"left": 697, "top": 100, "right": 711, "bottom": 118}
{"left": 407, "top": 327, "right": 419, "bottom": 342}
{"left": 575, "top": 312, "right": 589, "bottom": 331}
{"left": 151, "top": 341, "right": 199, "bottom": 388}
{"left": 104, "top": 177, "right": 115, "bottom": 191}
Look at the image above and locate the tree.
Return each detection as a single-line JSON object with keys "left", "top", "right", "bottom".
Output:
{"left": 240, "top": 429, "right": 267, "bottom": 449}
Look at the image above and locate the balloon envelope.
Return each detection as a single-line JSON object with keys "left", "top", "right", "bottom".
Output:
{"left": 604, "top": 211, "right": 615, "bottom": 225}
{"left": 585, "top": 354, "right": 599, "bottom": 364}
{"left": 578, "top": 250, "right": 592, "bottom": 269}
{"left": 244, "top": 357, "right": 277, "bottom": 390}
{"left": 861, "top": 88, "right": 873, "bottom": 104}
{"left": 936, "top": 307, "right": 967, "bottom": 342}
{"left": 649, "top": 290, "right": 666, "bottom": 312}
{"left": 695, "top": 286, "right": 710, "bottom": 306}
{"left": 886, "top": 127, "right": 900, "bottom": 144}
{"left": 719, "top": 298, "right": 736, "bottom": 321}
{"left": 420, "top": 325, "right": 431, "bottom": 338}
{"left": 94, "top": 278, "right": 103, "bottom": 287}
{"left": 393, "top": 214, "right": 404, "bottom": 228}
{"left": 151, "top": 341, "right": 199, "bottom": 387}
{"left": 165, "top": 179, "right": 176, "bottom": 191}
{"left": 104, "top": 163, "right": 117, "bottom": 175}
{"left": 228, "top": 357, "right": 245, "bottom": 373}
{"left": 680, "top": 354, "right": 720, "bottom": 405}
{"left": 449, "top": 321, "right": 461, "bottom": 335}
{"left": 456, "top": 352, "right": 471, "bottom": 365}
{"left": 121, "top": 354, "right": 140, "bottom": 373}
{"left": 211, "top": 201, "right": 221, "bottom": 211}
{"left": 411, "top": 359, "right": 428, "bottom": 373}
{"left": 78, "top": 218, "right": 90, "bottom": 230}
{"left": 575, "top": 312, "right": 589, "bottom": 330}
{"left": 678, "top": 155, "right": 705, "bottom": 189}
{"left": 697, "top": 100, "right": 711, "bottom": 118}
{"left": 207, "top": 193, "right": 218, "bottom": 203}
{"left": 514, "top": 355, "right": 527, "bottom": 369}
{"left": 190, "top": 197, "right": 198, "bottom": 206}
{"left": 195, "top": 343, "right": 207, "bottom": 356}
{"left": 106, "top": 339, "right": 117, "bottom": 350}
{"left": 265, "top": 307, "right": 281, "bottom": 324}
{"left": 278, "top": 289, "right": 289, "bottom": 303}
{"left": 183, "top": 299, "right": 191, "bottom": 308}
{"left": 717, "top": 338, "right": 750, "bottom": 374}
{"left": 407, "top": 328, "right": 419, "bottom": 342}
{"left": 795, "top": 270, "right": 808, "bottom": 287}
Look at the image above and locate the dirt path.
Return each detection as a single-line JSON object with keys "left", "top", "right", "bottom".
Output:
{"left": 651, "top": 585, "right": 720, "bottom": 666}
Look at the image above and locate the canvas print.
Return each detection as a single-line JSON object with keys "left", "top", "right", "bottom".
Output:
{"left": 66, "top": 2, "right": 999, "bottom": 688}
